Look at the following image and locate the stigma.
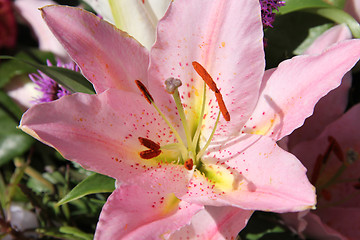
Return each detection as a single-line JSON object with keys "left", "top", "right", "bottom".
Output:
{"left": 134, "top": 62, "right": 230, "bottom": 172}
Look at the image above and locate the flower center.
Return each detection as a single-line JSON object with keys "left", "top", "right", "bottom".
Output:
{"left": 135, "top": 62, "right": 230, "bottom": 171}
{"left": 312, "top": 136, "right": 360, "bottom": 208}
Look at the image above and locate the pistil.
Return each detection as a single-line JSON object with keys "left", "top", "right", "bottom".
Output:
{"left": 165, "top": 78, "right": 193, "bottom": 153}
{"left": 135, "top": 80, "right": 185, "bottom": 150}
{"left": 134, "top": 62, "right": 230, "bottom": 174}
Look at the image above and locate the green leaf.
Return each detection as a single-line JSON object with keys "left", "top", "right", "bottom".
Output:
{"left": 239, "top": 212, "right": 299, "bottom": 240}
{"left": 0, "top": 91, "right": 34, "bottom": 166}
{"left": 36, "top": 228, "right": 89, "bottom": 240}
{"left": 306, "top": 8, "right": 360, "bottom": 38}
{"left": 0, "top": 173, "right": 6, "bottom": 207}
{"left": 37, "top": 66, "right": 95, "bottom": 94}
{"left": 5, "top": 158, "right": 28, "bottom": 209}
{"left": 278, "top": 0, "right": 334, "bottom": 14}
{"left": 293, "top": 23, "right": 334, "bottom": 55}
{"left": 264, "top": 11, "right": 331, "bottom": 68}
{"left": 0, "top": 49, "right": 55, "bottom": 88}
{"left": 0, "top": 90, "right": 23, "bottom": 121}
{"left": 57, "top": 173, "right": 115, "bottom": 206}
{"left": 60, "top": 226, "right": 93, "bottom": 240}
{"left": 278, "top": 0, "right": 360, "bottom": 38}
{"left": 326, "top": 0, "right": 347, "bottom": 8}
{"left": 0, "top": 56, "right": 95, "bottom": 94}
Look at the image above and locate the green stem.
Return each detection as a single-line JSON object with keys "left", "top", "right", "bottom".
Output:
{"left": 192, "top": 83, "right": 207, "bottom": 152}
{"left": 173, "top": 89, "right": 192, "bottom": 152}
{"left": 318, "top": 163, "right": 347, "bottom": 192}
{"left": 150, "top": 100, "right": 187, "bottom": 157}
{"left": 307, "top": 8, "right": 360, "bottom": 38}
{"left": 14, "top": 158, "right": 54, "bottom": 194}
{"left": 196, "top": 111, "right": 221, "bottom": 161}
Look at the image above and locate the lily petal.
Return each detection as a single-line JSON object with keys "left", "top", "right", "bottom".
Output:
{"left": 149, "top": 0, "right": 265, "bottom": 142}
{"left": 84, "top": 0, "right": 171, "bottom": 49}
{"left": 183, "top": 134, "right": 315, "bottom": 212}
{"left": 304, "top": 24, "right": 352, "bottom": 55}
{"left": 288, "top": 25, "right": 352, "bottom": 148}
{"left": 20, "top": 89, "right": 189, "bottom": 188}
{"left": 95, "top": 183, "right": 203, "bottom": 240}
{"left": 242, "top": 40, "right": 360, "bottom": 141}
{"left": 170, "top": 206, "right": 253, "bottom": 240}
{"left": 41, "top": 5, "right": 149, "bottom": 93}
{"left": 312, "top": 207, "right": 360, "bottom": 240}
{"left": 292, "top": 104, "right": 360, "bottom": 207}
{"left": 282, "top": 211, "right": 346, "bottom": 240}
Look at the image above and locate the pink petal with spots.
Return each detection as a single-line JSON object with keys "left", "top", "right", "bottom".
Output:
{"left": 41, "top": 5, "right": 149, "bottom": 93}
{"left": 170, "top": 206, "right": 253, "bottom": 240}
{"left": 149, "top": 0, "right": 265, "bottom": 142}
{"left": 242, "top": 40, "right": 360, "bottom": 141}
{"left": 20, "top": 89, "right": 190, "bottom": 190}
{"left": 292, "top": 104, "right": 360, "bottom": 208}
{"left": 183, "top": 134, "right": 315, "bottom": 212}
{"left": 95, "top": 184, "right": 203, "bottom": 240}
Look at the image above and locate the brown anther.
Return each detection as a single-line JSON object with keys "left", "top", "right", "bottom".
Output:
{"left": 215, "top": 92, "right": 230, "bottom": 121}
{"left": 192, "top": 61, "right": 218, "bottom": 92}
{"left": 328, "top": 136, "right": 344, "bottom": 162}
{"left": 184, "top": 159, "right": 194, "bottom": 170}
{"left": 138, "top": 137, "right": 160, "bottom": 150}
{"left": 192, "top": 61, "right": 230, "bottom": 122}
{"left": 139, "top": 149, "right": 162, "bottom": 159}
{"left": 135, "top": 80, "right": 154, "bottom": 104}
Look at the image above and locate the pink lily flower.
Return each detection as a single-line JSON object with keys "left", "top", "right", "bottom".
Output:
{"left": 281, "top": 9, "right": 360, "bottom": 239}
{"left": 19, "top": 0, "right": 360, "bottom": 238}
{"left": 283, "top": 104, "right": 360, "bottom": 240}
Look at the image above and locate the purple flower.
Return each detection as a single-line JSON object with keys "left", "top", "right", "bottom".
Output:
{"left": 29, "top": 60, "right": 79, "bottom": 103}
{"left": 260, "top": 0, "right": 285, "bottom": 28}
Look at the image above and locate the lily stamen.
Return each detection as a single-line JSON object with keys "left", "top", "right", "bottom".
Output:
{"left": 192, "top": 61, "right": 230, "bottom": 121}
{"left": 140, "top": 149, "right": 162, "bottom": 159}
{"left": 165, "top": 77, "right": 193, "bottom": 153}
{"left": 135, "top": 80, "right": 185, "bottom": 149}
{"left": 138, "top": 137, "right": 160, "bottom": 150}
{"left": 135, "top": 80, "right": 154, "bottom": 104}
